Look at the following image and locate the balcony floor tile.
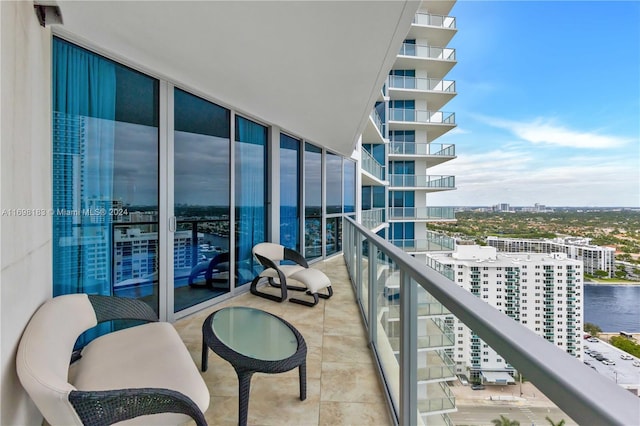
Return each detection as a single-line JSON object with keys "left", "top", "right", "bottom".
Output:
{"left": 177, "top": 255, "right": 393, "bottom": 426}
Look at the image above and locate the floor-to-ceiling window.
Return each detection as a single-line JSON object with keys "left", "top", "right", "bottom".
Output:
{"left": 326, "top": 152, "right": 342, "bottom": 256}
{"left": 235, "top": 116, "right": 268, "bottom": 284}
{"left": 174, "top": 88, "right": 230, "bottom": 312}
{"left": 304, "top": 143, "right": 322, "bottom": 259}
{"left": 280, "top": 133, "right": 301, "bottom": 252}
{"left": 52, "top": 37, "right": 159, "bottom": 342}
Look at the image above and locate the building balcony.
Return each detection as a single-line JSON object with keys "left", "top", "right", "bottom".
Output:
{"left": 395, "top": 43, "right": 456, "bottom": 79}
{"left": 390, "top": 232, "right": 456, "bottom": 253}
{"left": 387, "top": 76, "right": 456, "bottom": 110}
{"left": 361, "top": 208, "right": 386, "bottom": 231}
{"left": 360, "top": 148, "right": 386, "bottom": 185}
{"left": 407, "top": 13, "right": 457, "bottom": 53}
{"left": 388, "top": 108, "right": 456, "bottom": 141}
{"left": 388, "top": 174, "right": 455, "bottom": 191}
{"left": 362, "top": 109, "right": 385, "bottom": 143}
{"left": 389, "top": 141, "right": 455, "bottom": 166}
{"left": 388, "top": 206, "right": 456, "bottom": 221}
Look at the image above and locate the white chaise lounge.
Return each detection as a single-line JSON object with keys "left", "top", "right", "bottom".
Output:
{"left": 250, "top": 242, "right": 333, "bottom": 307}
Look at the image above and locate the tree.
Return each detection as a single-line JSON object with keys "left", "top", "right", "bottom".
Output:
{"left": 593, "top": 270, "right": 608, "bottom": 278}
{"left": 546, "top": 416, "right": 566, "bottom": 426}
{"left": 584, "top": 322, "right": 602, "bottom": 336}
{"left": 492, "top": 415, "right": 520, "bottom": 426}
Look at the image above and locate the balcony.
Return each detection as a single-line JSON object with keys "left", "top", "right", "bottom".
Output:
{"left": 387, "top": 76, "right": 456, "bottom": 110}
{"left": 361, "top": 148, "right": 386, "bottom": 185}
{"left": 390, "top": 231, "right": 456, "bottom": 253}
{"left": 388, "top": 174, "right": 455, "bottom": 191}
{"left": 362, "top": 109, "right": 385, "bottom": 143}
{"left": 388, "top": 108, "right": 456, "bottom": 141}
{"left": 407, "top": 13, "right": 457, "bottom": 53}
{"left": 388, "top": 206, "right": 456, "bottom": 221}
{"left": 389, "top": 142, "right": 455, "bottom": 166}
{"left": 395, "top": 43, "right": 456, "bottom": 79}
{"left": 342, "top": 217, "right": 639, "bottom": 426}
{"left": 361, "top": 208, "right": 386, "bottom": 231}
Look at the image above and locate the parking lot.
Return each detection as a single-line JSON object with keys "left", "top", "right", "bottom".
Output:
{"left": 583, "top": 337, "right": 640, "bottom": 389}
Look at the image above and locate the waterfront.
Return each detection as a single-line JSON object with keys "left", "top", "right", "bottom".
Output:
{"left": 584, "top": 284, "right": 640, "bottom": 332}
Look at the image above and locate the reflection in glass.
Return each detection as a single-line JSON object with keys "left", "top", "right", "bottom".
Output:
{"left": 280, "top": 134, "right": 300, "bottom": 252}
{"left": 304, "top": 143, "right": 322, "bottom": 259}
{"left": 344, "top": 159, "right": 356, "bottom": 213}
{"left": 326, "top": 152, "right": 342, "bottom": 214}
{"left": 52, "top": 38, "right": 159, "bottom": 345}
{"left": 326, "top": 217, "right": 342, "bottom": 256}
{"left": 235, "top": 116, "right": 267, "bottom": 284}
{"left": 174, "top": 88, "right": 230, "bottom": 312}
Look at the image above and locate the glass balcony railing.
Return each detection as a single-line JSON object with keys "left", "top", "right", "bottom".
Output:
{"left": 389, "top": 206, "right": 455, "bottom": 221}
{"left": 361, "top": 149, "right": 385, "bottom": 181}
{"left": 370, "top": 109, "right": 384, "bottom": 137}
{"left": 388, "top": 174, "right": 455, "bottom": 189}
{"left": 388, "top": 108, "right": 455, "bottom": 124}
{"left": 361, "top": 208, "right": 385, "bottom": 230}
{"left": 426, "top": 256, "right": 455, "bottom": 281}
{"left": 413, "top": 12, "right": 457, "bottom": 29}
{"left": 388, "top": 75, "right": 455, "bottom": 93}
{"left": 398, "top": 43, "right": 456, "bottom": 61}
{"left": 390, "top": 231, "right": 456, "bottom": 252}
{"left": 389, "top": 141, "right": 455, "bottom": 157}
{"left": 342, "top": 216, "right": 639, "bottom": 426}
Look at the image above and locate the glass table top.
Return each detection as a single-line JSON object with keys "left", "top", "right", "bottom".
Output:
{"left": 211, "top": 306, "right": 298, "bottom": 361}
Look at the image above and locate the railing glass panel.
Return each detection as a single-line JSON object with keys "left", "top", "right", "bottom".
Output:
{"left": 361, "top": 208, "right": 386, "bottom": 229}
{"left": 342, "top": 217, "right": 639, "bottom": 426}
{"left": 399, "top": 43, "right": 456, "bottom": 61}
{"left": 388, "top": 174, "right": 455, "bottom": 189}
{"left": 389, "top": 142, "right": 455, "bottom": 157}
{"left": 361, "top": 149, "right": 385, "bottom": 181}
{"left": 388, "top": 207, "right": 455, "bottom": 220}
{"left": 413, "top": 12, "right": 457, "bottom": 29}
{"left": 389, "top": 108, "right": 455, "bottom": 124}
{"left": 388, "top": 76, "right": 455, "bottom": 93}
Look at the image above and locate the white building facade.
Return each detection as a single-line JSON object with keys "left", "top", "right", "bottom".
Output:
{"left": 429, "top": 245, "right": 584, "bottom": 382}
{"left": 487, "top": 236, "right": 616, "bottom": 278}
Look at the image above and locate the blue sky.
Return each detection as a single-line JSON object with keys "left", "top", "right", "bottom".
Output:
{"left": 431, "top": 1, "right": 640, "bottom": 207}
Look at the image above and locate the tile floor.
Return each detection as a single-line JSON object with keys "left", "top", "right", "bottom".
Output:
{"left": 176, "top": 256, "right": 394, "bottom": 426}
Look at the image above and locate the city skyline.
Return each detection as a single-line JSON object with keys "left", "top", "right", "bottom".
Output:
{"left": 431, "top": 1, "right": 640, "bottom": 208}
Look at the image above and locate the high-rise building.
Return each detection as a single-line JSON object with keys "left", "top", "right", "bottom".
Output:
{"left": 359, "top": 1, "right": 458, "bottom": 264}
{"left": 360, "top": 2, "right": 460, "bottom": 422}
{"left": 487, "top": 236, "right": 616, "bottom": 277}
{"left": 429, "top": 245, "right": 584, "bottom": 383}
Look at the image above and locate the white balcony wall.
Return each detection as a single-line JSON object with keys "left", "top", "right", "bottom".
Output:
{"left": 1, "top": 3, "right": 53, "bottom": 425}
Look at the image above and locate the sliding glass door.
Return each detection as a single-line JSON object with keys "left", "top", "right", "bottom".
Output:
{"left": 52, "top": 38, "right": 160, "bottom": 338}
{"left": 173, "top": 89, "right": 231, "bottom": 312}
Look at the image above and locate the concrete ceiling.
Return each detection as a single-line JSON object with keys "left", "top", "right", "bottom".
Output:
{"left": 53, "top": 1, "right": 420, "bottom": 157}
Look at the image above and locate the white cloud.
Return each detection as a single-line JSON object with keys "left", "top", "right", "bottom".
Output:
{"left": 429, "top": 150, "right": 640, "bottom": 207}
{"left": 476, "top": 116, "right": 633, "bottom": 149}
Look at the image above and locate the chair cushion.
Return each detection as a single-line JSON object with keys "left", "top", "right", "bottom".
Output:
{"left": 259, "top": 264, "right": 306, "bottom": 279}
{"left": 289, "top": 268, "right": 331, "bottom": 293}
{"left": 71, "top": 322, "right": 209, "bottom": 425}
{"left": 16, "top": 294, "right": 98, "bottom": 426}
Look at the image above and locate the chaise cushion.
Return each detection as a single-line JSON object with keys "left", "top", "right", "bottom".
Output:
{"left": 71, "top": 322, "right": 209, "bottom": 425}
{"left": 259, "top": 264, "right": 305, "bottom": 279}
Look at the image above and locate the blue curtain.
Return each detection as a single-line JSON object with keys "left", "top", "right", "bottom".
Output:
{"left": 235, "top": 117, "right": 267, "bottom": 283}
{"left": 53, "top": 39, "right": 116, "bottom": 297}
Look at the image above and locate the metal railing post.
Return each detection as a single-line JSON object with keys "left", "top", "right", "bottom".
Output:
{"left": 399, "top": 269, "right": 417, "bottom": 426}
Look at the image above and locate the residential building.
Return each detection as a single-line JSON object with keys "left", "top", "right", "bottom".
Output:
{"left": 487, "top": 236, "right": 616, "bottom": 277}
{"left": 359, "top": 1, "right": 458, "bottom": 263}
{"left": 429, "top": 245, "right": 583, "bottom": 383}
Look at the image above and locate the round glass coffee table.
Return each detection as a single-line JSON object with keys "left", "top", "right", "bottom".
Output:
{"left": 201, "top": 306, "right": 307, "bottom": 426}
